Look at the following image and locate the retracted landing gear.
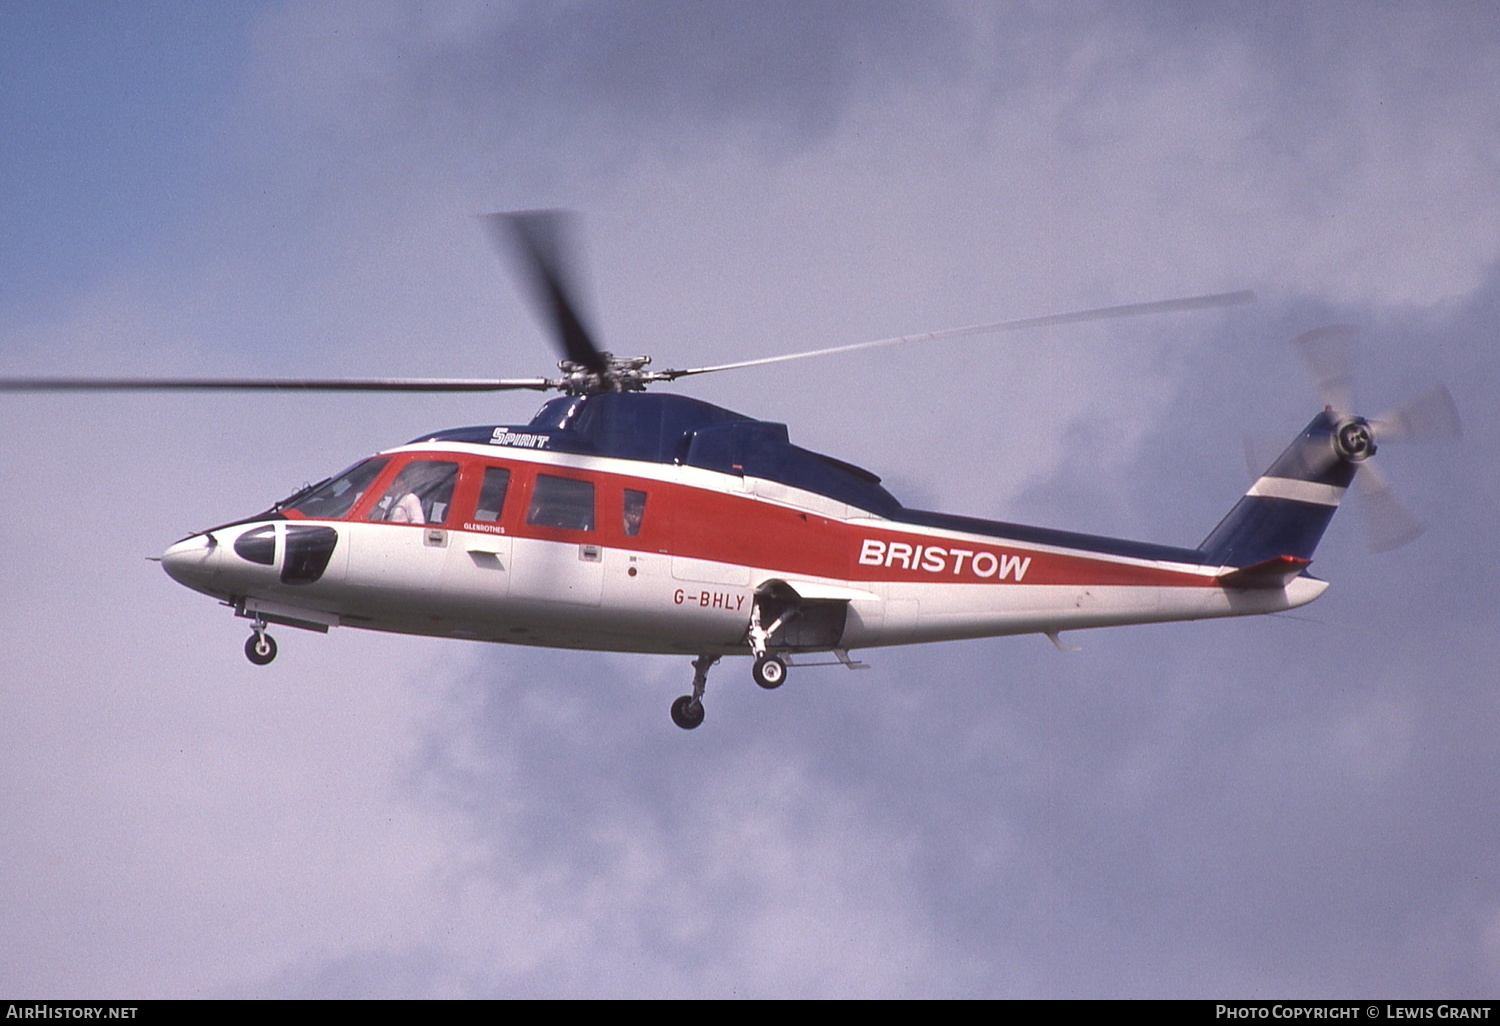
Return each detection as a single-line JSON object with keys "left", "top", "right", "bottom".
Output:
{"left": 244, "top": 620, "right": 277, "bottom": 666}
{"left": 670, "top": 654, "right": 718, "bottom": 730}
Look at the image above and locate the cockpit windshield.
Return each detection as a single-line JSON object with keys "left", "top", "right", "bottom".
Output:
{"left": 281, "top": 457, "right": 390, "bottom": 520}
{"left": 366, "top": 459, "right": 458, "bottom": 525}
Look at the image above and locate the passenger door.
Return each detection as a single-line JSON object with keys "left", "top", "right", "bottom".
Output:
{"left": 443, "top": 462, "right": 514, "bottom": 611}
{"left": 509, "top": 470, "right": 605, "bottom": 606}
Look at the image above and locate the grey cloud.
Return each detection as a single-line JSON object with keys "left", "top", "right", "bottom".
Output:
{"left": 421, "top": 0, "right": 969, "bottom": 151}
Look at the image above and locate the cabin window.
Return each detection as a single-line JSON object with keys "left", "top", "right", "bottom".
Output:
{"left": 368, "top": 459, "right": 458, "bottom": 525}
{"left": 284, "top": 457, "right": 389, "bottom": 520}
{"left": 622, "top": 489, "right": 647, "bottom": 536}
{"left": 527, "top": 474, "right": 594, "bottom": 531}
{"left": 473, "top": 466, "right": 511, "bottom": 523}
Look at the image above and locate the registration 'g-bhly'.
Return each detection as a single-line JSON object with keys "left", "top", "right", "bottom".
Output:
{"left": 3, "top": 213, "right": 1458, "bottom": 730}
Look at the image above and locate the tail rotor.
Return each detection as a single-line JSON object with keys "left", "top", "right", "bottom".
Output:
{"left": 1292, "top": 326, "right": 1461, "bottom": 551}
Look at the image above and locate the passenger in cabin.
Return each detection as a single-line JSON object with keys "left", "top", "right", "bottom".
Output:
{"left": 623, "top": 489, "right": 647, "bottom": 537}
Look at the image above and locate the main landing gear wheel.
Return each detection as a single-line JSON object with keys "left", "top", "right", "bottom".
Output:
{"left": 245, "top": 631, "right": 277, "bottom": 666}
{"left": 752, "top": 654, "right": 787, "bottom": 689}
{"left": 670, "top": 695, "right": 705, "bottom": 730}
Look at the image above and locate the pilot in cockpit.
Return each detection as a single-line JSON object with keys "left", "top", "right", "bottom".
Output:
{"left": 387, "top": 492, "right": 426, "bottom": 523}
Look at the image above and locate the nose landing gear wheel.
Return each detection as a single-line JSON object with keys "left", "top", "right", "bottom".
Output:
{"left": 752, "top": 654, "right": 786, "bottom": 689}
{"left": 245, "top": 631, "right": 277, "bottom": 666}
{"left": 670, "top": 695, "right": 705, "bottom": 730}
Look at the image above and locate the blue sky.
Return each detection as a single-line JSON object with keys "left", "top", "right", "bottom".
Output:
{"left": 1, "top": 0, "right": 1497, "bottom": 998}
{"left": 0, "top": 3, "right": 260, "bottom": 315}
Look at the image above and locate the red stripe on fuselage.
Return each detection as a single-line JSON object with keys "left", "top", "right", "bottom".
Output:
{"left": 298, "top": 447, "right": 1216, "bottom": 590}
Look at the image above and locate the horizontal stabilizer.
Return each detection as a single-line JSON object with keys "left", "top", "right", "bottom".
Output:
{"left": 1216, "top": 555, "right": 1311, "bottom": 590}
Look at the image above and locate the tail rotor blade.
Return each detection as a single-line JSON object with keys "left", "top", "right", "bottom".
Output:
{"left": 1370, "top": 383, "right": 1462, "bottom": 444}
{"left": 1294, "top": 325, "right": 1357, "bottom": 416}
{"left": 484, "top": 210, "right": 610, "bottom": 374}
{"left": 1354, "top": 459, "right": 1424, "bottom": 552}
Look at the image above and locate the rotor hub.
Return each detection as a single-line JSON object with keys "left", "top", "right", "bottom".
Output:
{"left": 1333, "top": 416, "right": 1377, "bottom": 462}
{"left": 556, "top": 354, "right": 663, "bottom": 394}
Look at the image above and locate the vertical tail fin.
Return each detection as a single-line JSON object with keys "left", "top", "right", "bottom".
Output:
{"left": 1199, "top": 411, "right": 1358, "bottom": 568}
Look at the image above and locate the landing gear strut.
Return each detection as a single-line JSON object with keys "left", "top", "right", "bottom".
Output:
{"left": 747, "top": 592, "right": 795, "bottom": 690}
{"left": 244, "top": 621, "right": 277, "bottom": 666}
{"left": 670, "top": 654, "right": 718, "bottom": 730}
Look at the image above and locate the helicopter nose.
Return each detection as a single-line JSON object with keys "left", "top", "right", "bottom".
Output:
{"left": 161, "top": 533, "right": 222, "bottom": 590}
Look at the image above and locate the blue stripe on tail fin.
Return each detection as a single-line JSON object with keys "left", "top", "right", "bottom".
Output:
{"left": 1199, "top": 411, "right": 1356, "bottom": 568}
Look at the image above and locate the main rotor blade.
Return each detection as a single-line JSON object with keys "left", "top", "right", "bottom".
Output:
{"left": 484, "top": 210, "right": 610, "bottom": 375}
{"left": 0, "top": 376, "right": 554, "bottom": 393}
{"left": 663, "top": 290, "right": 1256, "bottom": 379}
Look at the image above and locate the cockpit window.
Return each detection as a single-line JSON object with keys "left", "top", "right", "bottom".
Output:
{"left": 234, "top": 524, "right": 277, "bottom": 565}
{"left": 368, "top": 459, "right": 458, "bottom": 525}
{"left": 283, "top": 458, "right": 389, "bottom": 520}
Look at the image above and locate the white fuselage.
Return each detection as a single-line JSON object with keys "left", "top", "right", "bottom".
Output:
{"left": 161, "top": 440, "right": 1326, "bottom": 658}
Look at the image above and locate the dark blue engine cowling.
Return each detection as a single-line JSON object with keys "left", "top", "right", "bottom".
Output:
{"left": 414, "top": 392, "right": 902, "bottom": 516}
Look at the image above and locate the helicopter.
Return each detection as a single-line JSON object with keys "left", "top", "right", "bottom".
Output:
{"left": 0, "top": 212, "right": 1460, "bottom": 729}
